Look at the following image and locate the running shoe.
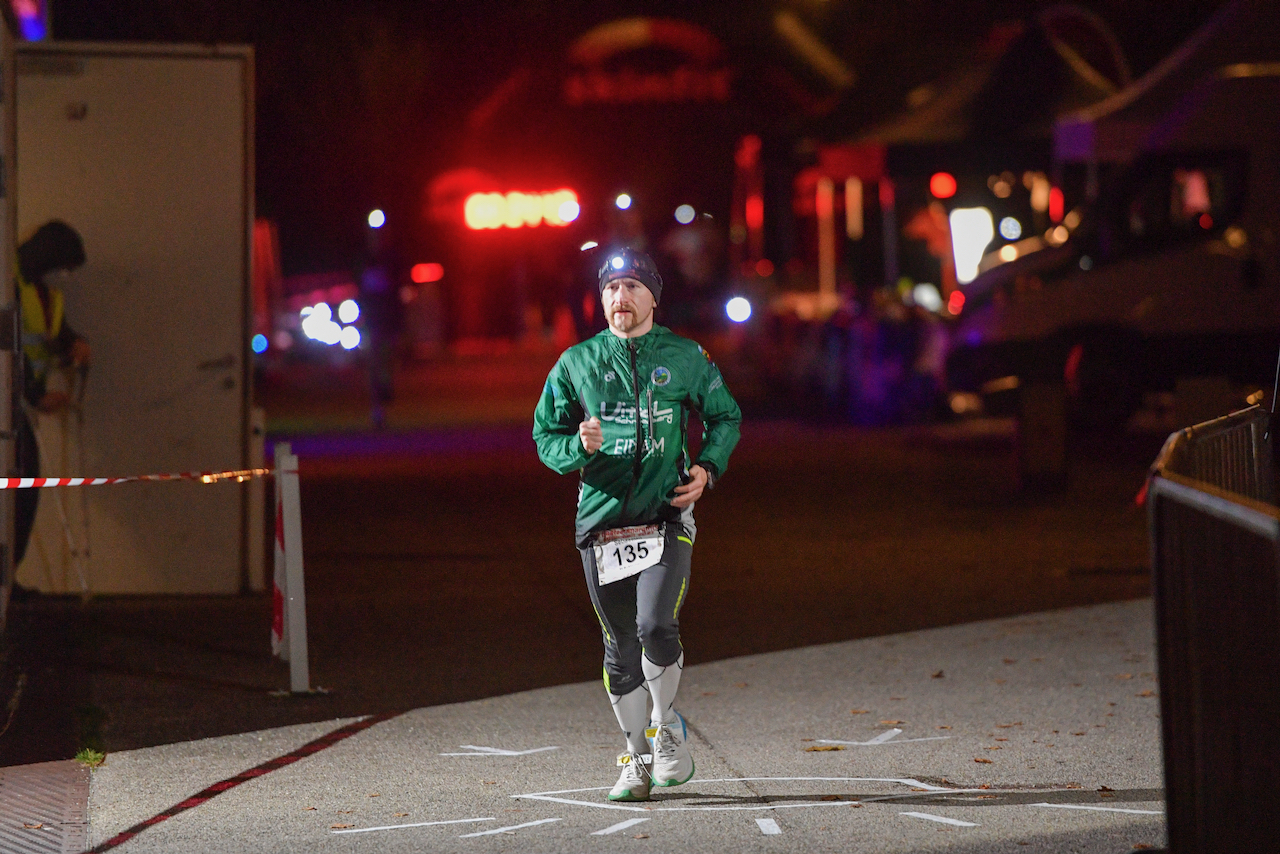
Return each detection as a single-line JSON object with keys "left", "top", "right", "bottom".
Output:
{"left": 647, "top": 712, "right": 695, "bottom": 787}
{"left": 608, "top": 752, "right": 651, "bottom": 801}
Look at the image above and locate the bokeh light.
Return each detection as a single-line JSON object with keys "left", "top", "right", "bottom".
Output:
{"left": 674, "top": 205, "right": 696, "bottom": 224}
{"left": 726, "top": 297, "right": 752, "bottom": 323}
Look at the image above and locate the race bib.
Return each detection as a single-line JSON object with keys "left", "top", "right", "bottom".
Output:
{"left": 593, "top": 523, "right": 665, "bottom": 586}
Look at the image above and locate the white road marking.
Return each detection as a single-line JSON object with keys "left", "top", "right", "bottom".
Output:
{"left": 1030, "top": 803, "right": 1164, "bottom": 816}
{"left": 458, "top": 817, "right": 562, "bottom": 838}
{"left": 900, "top": 812, "right": 978, "bottom": 827}
{"left": 440, "top": 745, "right": 560, "bottom": 756}
{"left": 756, "top": 818, "right": 782, "bottom": 835}
{"left": 514, "top": 777, "right": 959, "bottom": 813}
{"left": 592, "top": 818, "right": 650, "bottom": 835}
{"left": 817, "top": 728, "right": 951, "bottom": 746}
{"left": 331, "top": 817, "right": 494, "bottom": 835}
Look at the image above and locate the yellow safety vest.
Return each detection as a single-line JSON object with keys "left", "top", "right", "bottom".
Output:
{"left": 18, "top": 272, "right": 66, "bottom": 387}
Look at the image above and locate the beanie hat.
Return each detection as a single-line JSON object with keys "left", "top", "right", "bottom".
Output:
{"left": 598, "top": 247, "right": 663, "bottom": 304}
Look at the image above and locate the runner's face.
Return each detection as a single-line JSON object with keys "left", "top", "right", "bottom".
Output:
{"left": 602, "top": 278, "right": 655, "bottom": 336}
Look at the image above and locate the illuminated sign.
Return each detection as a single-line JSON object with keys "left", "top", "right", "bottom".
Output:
{"left": 564, "top": 18, "right": 731, "bottom": 105}
{"left": 464, "top": 190, "right": 580, "bottom": 230}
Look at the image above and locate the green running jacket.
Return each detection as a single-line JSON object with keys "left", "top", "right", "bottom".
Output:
{"left": 533, "top": 325, "right": 742, "bottom": 545}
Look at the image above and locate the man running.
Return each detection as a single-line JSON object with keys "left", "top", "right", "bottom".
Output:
{"left": 533, "top": 247, "right": 741, "bottom": 801}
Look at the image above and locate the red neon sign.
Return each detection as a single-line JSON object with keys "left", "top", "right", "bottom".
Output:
{"left": 464, "top": 190, "right": 580, "bottom": 230}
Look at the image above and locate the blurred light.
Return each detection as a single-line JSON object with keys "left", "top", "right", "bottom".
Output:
{"left": 1047, "top": 225, "right": 1069, "bottom": 245}
{"left": 340, "top": 326, "right": 361, "bottom": 350}
{"left": 675, "top": 205, "right": 696, "bottom": 224}
{"left": 755, "top": 258, "right": 775, "bottom": 277}
{"left": 912, "top": 283, "right": 943, "bottom": 312}
{"left": 990, "top": 178, "right": 1012, "bottom": 199}
{"left": 399, "top": 285, "right": 417, "bottom": 304}
{"left": 338, "top": 299, "right": 360, "bottom": 324}
{"left": 580, "top": 241, "right": 599, "bottom": 251}
{"left": 611, "top": 255, "right": 625, "bottom": 270}
{"left": 251, "top": 334, "right": 268, "bottom": 354}
{"left": 615, "top": 193, "right": 632, "bottom": 210}
{"left": 999, "top": 217, "right": 1022, "bottom": 240}
{"left": 464, "top": 190, "right": 579, "bottom": 229}
{"left": 949, "top": 392, "right": 982, "bottom": 415}
{"left": 930, "top": 172, "right": 957, "bottom": 199}
{"left": 1079, "top": 255, "right": 1093, "bottom": 270}
{"left": 299, "top": 306, "right": 313, "bottom": 317}
{"left": 311, "top": 303, "right": 332, "bottom": 322}
{"left": 558, "top": 199, "right": 581, "bottom": 223}
{"left": 1048, "top": 187, "right": 1064, "bottom": 222}
{"left": 1063, "top": 210, "right": 1082, "bottom": 229}
{"left": 14, "top": 0, "right": 47, "bottom": 41}
{"left": 1199, "top": 213, "right": 1213, "bottom": 229}
{"left": 368, "top": 209, "right": 386, "bottom": 228}
{"left": 947, "top": 290, "right": 966, "bottom": 313}
{"left": 745, "top": 194, "right": 764, "bottom": 230}
{"left": 1030, "top": 173, "right": 1051, "bottom": 212}
{"left": 1247, "top": 389, "right": 1265, "bottom": 405}
{"left": 999, "top": 245, "right": 1018, "bottom": 262}
{"left": 1224, "top": 226, "right": 1247, "bottom": 248}
{"left": 948, "top": 207, "right": 995, "bottom": 284}
{"left": 273, "top": 330, "right": 294, "bottom": 350}
{"left": 411, "top": 262, "right": 445, "bottom": 283}
{"left": 726, "top": 297, "right": 752, "bottom": 322}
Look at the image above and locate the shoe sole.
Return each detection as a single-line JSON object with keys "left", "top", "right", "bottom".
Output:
{"left": 652, "top": 754, "right": 695, "bottom": 787}
{"left": 607, "top": 790, "right": 650, "bottom": 801}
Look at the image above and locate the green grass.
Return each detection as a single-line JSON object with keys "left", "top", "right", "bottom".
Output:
{"left": 74, "top": 747, "right": 106, "bottom": 769}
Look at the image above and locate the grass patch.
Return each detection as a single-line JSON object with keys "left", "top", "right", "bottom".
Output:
{"left": 74, "top": 747, "right": 106, "bottom": 768}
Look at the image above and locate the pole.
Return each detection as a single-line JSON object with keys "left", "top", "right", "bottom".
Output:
{"left": 274, "top": 441, "right": 309, "bottom": 692}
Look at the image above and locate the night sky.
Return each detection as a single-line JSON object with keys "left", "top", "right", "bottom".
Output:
{"left": 49, "top": 0, "right": 1227, "bottom": 277}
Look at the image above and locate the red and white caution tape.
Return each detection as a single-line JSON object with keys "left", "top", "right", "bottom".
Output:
{"left": 0, "top": 467, "right": 274, "bottom": 489}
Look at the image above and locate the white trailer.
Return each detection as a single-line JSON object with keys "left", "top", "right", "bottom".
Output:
{"left": 13, "top": 41, "right": 260, "bottom": 595}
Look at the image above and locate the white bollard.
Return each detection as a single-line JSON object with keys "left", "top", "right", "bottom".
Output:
{"left": 272, "top": 441, "right": 310, "bottom": 693}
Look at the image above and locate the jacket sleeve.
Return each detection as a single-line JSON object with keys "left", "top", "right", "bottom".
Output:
{"left": 533, "top": 355, "right": 592, "bottom": 474}
{"left": 690, "top": 344, "right": 741, "bottom": 479}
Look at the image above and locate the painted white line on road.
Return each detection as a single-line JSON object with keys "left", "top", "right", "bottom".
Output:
{"left": 331, "top": 817, "right": 494, "bottom": 835}
{"left": 592, "top": 818, "right": 650, "bottom": 835}
{"left": 459, "top": 817, "right": 561, "bottom": 838}
{"left": 757, "top": 818, "right": 782, "bottom": 835}
{"left": 1030, "top": 803, "right": 1164, "bottom": 816}
{"left": 441, "top": 745, "right": 560, "bottom": 756}
{"left": 900, "top": 812, "right": 978, "bottom": 827}
{"left": 515, "top": 777, "right": 960, "bottom": 813}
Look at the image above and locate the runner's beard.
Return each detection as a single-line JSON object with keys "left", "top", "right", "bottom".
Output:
{"left": 609, "top": 304, "right": 650, "bottom": 333}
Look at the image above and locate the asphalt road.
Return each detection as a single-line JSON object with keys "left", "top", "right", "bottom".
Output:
{"left": 0, "top": 414, "right": 1158, "bottom": 764}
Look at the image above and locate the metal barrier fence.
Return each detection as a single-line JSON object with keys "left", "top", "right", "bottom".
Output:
{"left": 1147, "top": 404, "right": 1280, "bottom": 854}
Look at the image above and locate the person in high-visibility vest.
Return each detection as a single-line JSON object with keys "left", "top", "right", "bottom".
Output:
{"left": 14, "top": 221, "right": 89, "bottom": 571}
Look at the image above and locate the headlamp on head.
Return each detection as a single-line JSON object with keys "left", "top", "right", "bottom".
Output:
{"left": 598, "top": 247, "right": 664, "bottom": 304}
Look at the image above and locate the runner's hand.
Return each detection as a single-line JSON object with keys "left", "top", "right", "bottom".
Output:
{"left": 579, "top": 417, "right": 603, "bottom": 454}
{"left": 671, "top": 465, "right": 708, "bottom": 508}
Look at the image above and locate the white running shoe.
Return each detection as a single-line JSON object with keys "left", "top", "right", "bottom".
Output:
{"left": 647, "top": 713, "right": 695, "bottom": 787}
{"left": 608, "top": 752, "right": 651, "bottom": 801}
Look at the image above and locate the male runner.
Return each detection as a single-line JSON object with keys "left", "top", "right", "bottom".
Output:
{"left": 533, "top": 247, "right": 741, "bottom": 801}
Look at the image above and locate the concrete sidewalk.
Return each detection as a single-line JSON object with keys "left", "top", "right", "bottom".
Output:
{"left": 73, "top": 599, "right": 1164, "bottom": 853}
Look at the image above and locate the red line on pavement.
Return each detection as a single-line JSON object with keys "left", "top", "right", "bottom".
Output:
{"left": 90, "top": 712, "right": 399, "bottom": 853}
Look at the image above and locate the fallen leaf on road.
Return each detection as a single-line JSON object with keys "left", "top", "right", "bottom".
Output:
{"left": 394, "top": 812, "right": 409, "bottom": 817}
{"left": 996, "top": 722, "right": 1023, "bottom": 728}
{"left": 849, "top": 802, "right": 863, "bottom": 808}
{"left": 978, "top": 784, "right": 991, "bottom": 789}
{"left": 1133, "top": 845, "right": 1153, "bottom": 850}
{"left": 978, "top": 795, "right": 998, "bottom": 800}
{"left": 23, "top": 823, "right": 43, "bottom": 829}
{"left": 483, "top": 781, "right": 497, "bottom": 785}
{"left": 331, "top": 823, "right": 354, "bottom": 829}
{"left": 303, "top": 807, "right": 316, "bottom": 811}
{"left": 1099, "top": 786, "right": 1114, "bottom": 792}
{"left": 805, "top": 745, "right": 845, "bottom": 752}
{"left": 880, "top": 719, "right": 904, "bottom": 725}
{"left": 1114, "top": 673, "right": 1133, "bottom": 680}
{"left": 993, "top": 678, "right": 1007, "bottom": 684}
{"left": 1065, "top": 783, "right": 1083, "bottom": 789}
{"left": 1003, "top": 658, "right": 1017, "bottom": 664}
{"left": 932, "top": 670, "right": 944, "bottom": 678}
{"left": 985, "top": 746, "right": 1002, "bottom": 750}
{"left": 634, "top": 833, "right": 649, "bottom": 839}
{"left": 1136, "top": 690, "right": 1156, "bottom": 697}
{"left": 937, "top": 725, "right": 952, "bottom": 730}
{"left": 801, "top": 738, "right": 814, "bottom": 742}
{"left": 368, "top": 793, "right": 380, "bottom": 798}
{"left": 1073, "top": 732, "right": 1086, "bottom": 736}
{"left": 994, "top": 737, "right": 1008, "bottom": 742}
{"left": 850, "top": 709, "right": 869, "bottom": 714}
{"left": 974, "top": 757, "right": 994, "bottom": 764}
{"left": 701, "top": 691, "right": 717, "bottom": 696}
{"left": 735, "top": 682, "right": 749, "bottom": 688}
{"left": 336, "top": 810, "right": 354, "bottom": 814}
{"left": 821, "top": 795, "right": 841, "bottom": 801}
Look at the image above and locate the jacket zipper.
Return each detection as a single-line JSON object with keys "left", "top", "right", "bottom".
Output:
{"left": 619, "top": 339, "right": 644, "bottom": 516}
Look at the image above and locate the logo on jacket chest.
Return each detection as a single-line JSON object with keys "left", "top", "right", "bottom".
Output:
{"left": 651, "top": 366, "right": 671, "bottom": 386}
{"left": 597, "top": 400, "right": 675, "bottom": 426}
